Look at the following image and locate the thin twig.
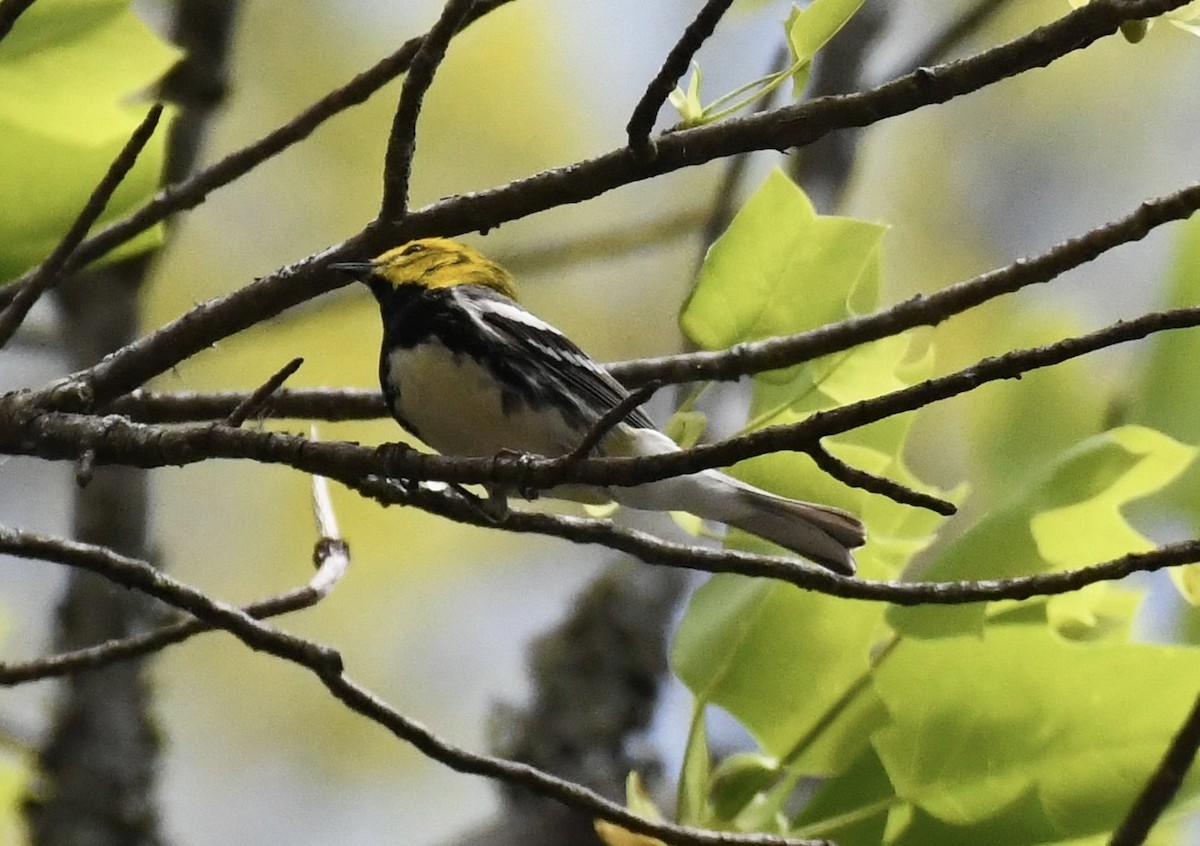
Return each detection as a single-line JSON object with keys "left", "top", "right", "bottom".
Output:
{"left": 379, "top": 0, "right": 477, "bottom": 219}
{"left": 309, "top": 429, "right": 350, "bottom": 596}
{"left": 0, "top": 585, "right": 321, "bottom": 685}
{"left": 223, "top": 357, "right": 304, "bottom": 427}
{"left": 107, "top": 387, "right": 386, "bottom": 423}
{"left": 1108, "top": 688, "right": 1200, "bottom": 846}
{"left": 565, "top": 380, "right": 663, "bottom": 461}
{"left": 626, "top": 0, "right": 737, "bottom": 151}
{"left": 0, "top": 470, "right": 351, "bottom": 685}
{"left": 0, "top": 526, "right": 341, "bottom": 674}
{"left": 807, "top": 444, "right": 957, "bottom": 516}
{"left": 0, "top": 105, "right": 163, "bottom": 350}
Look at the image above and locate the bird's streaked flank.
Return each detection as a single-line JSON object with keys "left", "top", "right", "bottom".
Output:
{"left": 335, "top": 238, "right": 865, "bottom": 574}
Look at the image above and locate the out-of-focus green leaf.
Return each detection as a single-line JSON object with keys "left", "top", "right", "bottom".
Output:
{"left": 0, "top": 0, "right": 177, "bottom": 280}
{"left": 0, "top": 749, "right": 28, "bottom": 846}
{"left": 889, "top": 426, "right": 1194, "bottom": 638}
{"left": 1044, "top": 582, "right": 1141, "bottom": 642}
{"left": 871, "top": 625, "right": 1200, "bottom": 839}
{"left": 784, "top": 0, "right": 865, "bottom": 95}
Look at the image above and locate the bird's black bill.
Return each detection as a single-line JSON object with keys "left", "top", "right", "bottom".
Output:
{"left": 329, "top": 260, "right": 376, "bottom": 280}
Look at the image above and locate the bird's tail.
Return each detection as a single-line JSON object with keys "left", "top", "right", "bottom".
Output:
{"left": 608, "top": 429, "right": 864, "bottom": 575}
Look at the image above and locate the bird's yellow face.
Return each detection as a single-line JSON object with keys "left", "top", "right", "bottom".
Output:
{"left": 364, "top": 238, "right": 518, "bottom": 300}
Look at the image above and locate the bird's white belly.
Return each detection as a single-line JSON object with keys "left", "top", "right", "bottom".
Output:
{"left": 385, "top": 344, "right": 583, "bottom": 458}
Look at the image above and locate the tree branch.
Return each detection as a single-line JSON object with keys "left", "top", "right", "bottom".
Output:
{"left": 16, "top": 297, "right": 1200, "bottom": 499}
{"left": 379, "top": 0, "right": 478, "bottom": 219}
{"left": 223, "top": 356, "right": 304, "bottom": 427}
{"left": 625, "top": 0, "right": 736, "bottom": 151}
{"left": 806, "top": 444, "right": 957, "bottom": 516}
{"left": 347, "top": 477, "right": 1200, "bottom": 605}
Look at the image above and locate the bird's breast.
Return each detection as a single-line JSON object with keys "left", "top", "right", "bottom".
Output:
{"left": 382, "top": 341, "right": 586, "bottom": 459}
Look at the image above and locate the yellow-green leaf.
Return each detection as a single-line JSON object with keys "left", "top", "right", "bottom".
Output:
{"left": 872, "top": 625, "right": 1200, "bottom": 835}
{"left": 890, "top": 426, "right": 1195, "bottom": 638}
{"left": 0, "top": 0, "right": 178, "bottom": 280}
{"left": 681, "top": 169, "right": 885, "bottom": 369}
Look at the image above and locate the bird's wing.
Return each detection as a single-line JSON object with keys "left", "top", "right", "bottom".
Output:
{"left": 457, "top": 287, "right": 655, "bottom": 430}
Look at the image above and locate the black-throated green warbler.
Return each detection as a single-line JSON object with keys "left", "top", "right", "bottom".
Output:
{"left": 334, "top": 238, "right": 864, "bottom": 574}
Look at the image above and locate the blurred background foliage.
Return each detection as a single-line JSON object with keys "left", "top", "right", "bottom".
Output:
{"left": 2, "top": 0, "right": 1200, "bottom": 844}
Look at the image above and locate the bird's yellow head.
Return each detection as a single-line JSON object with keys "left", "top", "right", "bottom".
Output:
{"left": 335, "top": 238, "right": 518, "bottom": 300}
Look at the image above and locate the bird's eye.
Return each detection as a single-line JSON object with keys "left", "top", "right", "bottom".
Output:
{"left": 400, "top": 243, "right": 425, "bottom": 257}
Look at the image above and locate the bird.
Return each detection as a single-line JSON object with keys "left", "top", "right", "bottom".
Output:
{"left": 333, "top": 237, "right": 865, "bottom": 574}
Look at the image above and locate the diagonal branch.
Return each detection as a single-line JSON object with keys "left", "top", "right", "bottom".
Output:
{"left": 223, "top": 356, "right": 304, "bottom": 427}
{"left": 806, "top": 444, "right": 957, "bottom": 516}
{"left": 0, "top": 105, "right": 163, "bottom": 349}
{"left": 379, "top": 0, "right": 478, "bottom": 219}
{"left": 626, "top": 0, "right": 736, "bottom": 150}
{"left": 1108, "top": 688, "right": 1200, "bottom": 846}
{"left": 349, "top": 476, "right": 1200, "bottom": 605}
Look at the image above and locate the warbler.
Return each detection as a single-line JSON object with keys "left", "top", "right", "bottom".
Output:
{"left": 334, "top": 238, "right": 864, "bottom": 574}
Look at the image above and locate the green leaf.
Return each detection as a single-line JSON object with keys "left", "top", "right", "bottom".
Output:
{"left": 673, "top": 172, "right": 951, "bottom": 779}
{"left": 790, "top": 746, "right": 894, "bottom": 845}
{"left": 889, "top": 426, "right": 1195, "bottom": 638}
{"left": 708, "top": 752, "right": 781, "bottom": 824}
{"left": 871, "top": 625, "right": 1200, "bottom": 838}
{"left": 966, "top": 312, "right": 1109, "bottom": 505}
{"left": 681, "top": 169, "right": 886, "bottom": 369}
{"left": 785, "top": 0, "right": 867, "bottom": 66}
{"left": 784, "top": 0, "right": 866, "bottom": 96}
{"left": 0, "top": 0, "right": 178, "bottom": 280}
{"left": 676, "top": 704, "right": 711, "bottom": 826}
{"left": 672, "top": 574, "right": 888, "bottom": 775}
